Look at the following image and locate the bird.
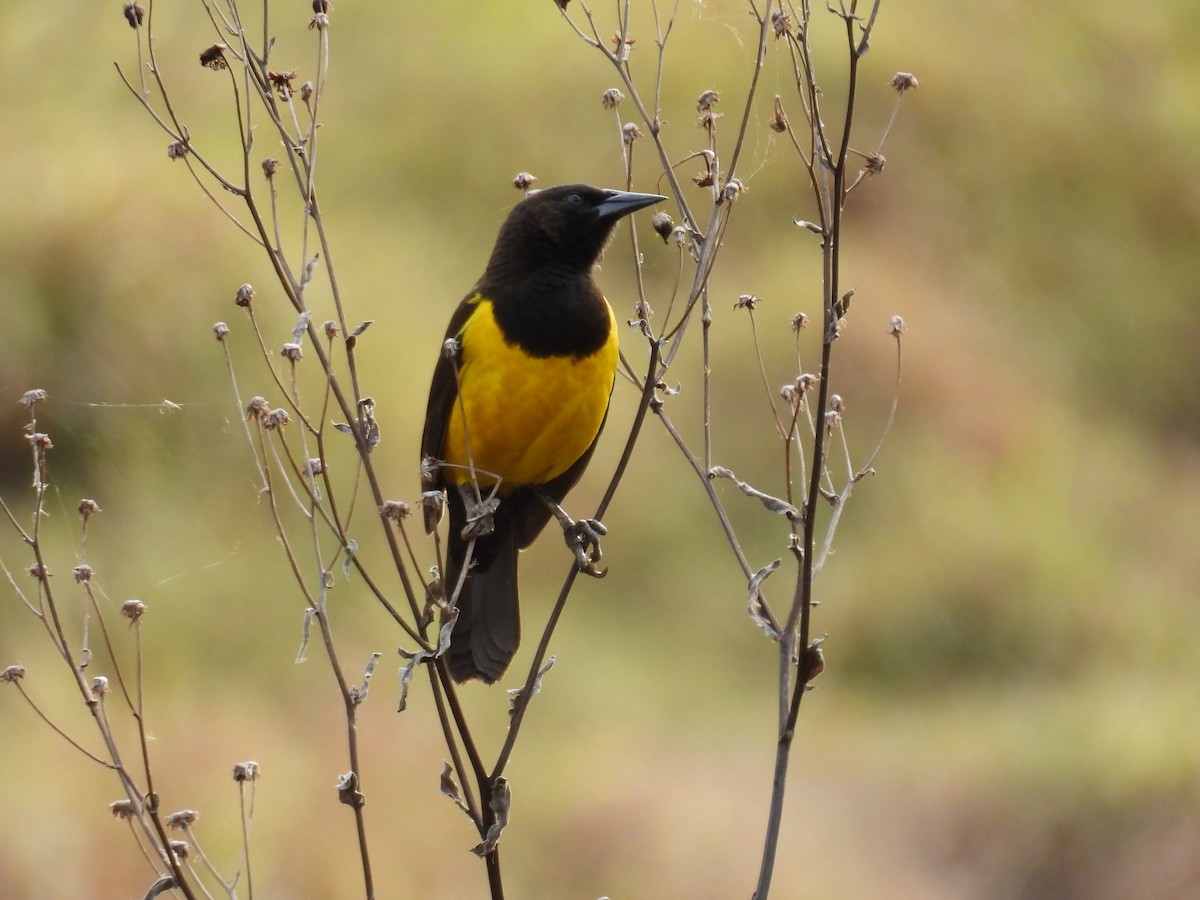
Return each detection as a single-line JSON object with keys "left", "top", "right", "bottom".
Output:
{"left": 421, "top": 184, "right": 666, "bottom": 684}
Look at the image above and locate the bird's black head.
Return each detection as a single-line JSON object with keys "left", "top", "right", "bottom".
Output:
{"left": 483, "top": 184, "right": 666, "bottom": 282}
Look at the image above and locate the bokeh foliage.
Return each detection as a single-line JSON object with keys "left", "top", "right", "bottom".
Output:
{"left": 2, "top": 1, "right": 1198, "bottom": 897}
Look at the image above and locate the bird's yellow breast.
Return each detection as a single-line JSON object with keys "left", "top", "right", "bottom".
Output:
{"left": 442, "top": 296, "right": 618, "bottom": 490}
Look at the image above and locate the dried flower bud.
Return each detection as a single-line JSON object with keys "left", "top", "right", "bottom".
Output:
{"left": 18, "top": 389, "right": 47, "bottom": 408}
{"left": 199, "top": 44, "right": 228, "bottom": 70}
{"left": 323, "top": 320, "right": 340, "bottom": 339}
{"left": 308, "top": 12, "right": 329, "bottom": 30}
{"left": 300, "top": 81, "right": 315, "bottom": 102}
{"left": 889, "top": 72, "right": 919, "bottom": 93}
{"left": 264, "top": 408, "right": 291, "bottom": 430}
{"left": 245, "top": 396, "right": 270, "bottom": 421}
{"left": 420, "top": 489, "right": 446, "bottom": 530}
{"left": 167, "top": 140, "right": 189, "bottom": 160}
{"left": 632, "top": 299, "right": 653, "bottom": 321}
{"left": 2, "top": 665, "right": 26, "bottom": 683}
{"left": 26, "top": 432, "right": 53, "bottom": 451}
{"left": 379, "top": 500, "right": 411, "bottom": 521}
{"left": 209, "top": 323, "right": 230, "bottom": 345}
{"left": 888, "top": 315, "right": 908, "bottom": 336}
{"left": 721, "top": 178, "right": 746, "bottom": 202}
{"left": 235, "top": 283, "right": 255, "bottom": 307}
{"left": 73, "top": 564, "right": 94, "bottom": 583}
{"left": 441, "top": 337, "right": 460, "bottom": 360}
{"left": 26, "top": 563, "right": 51, "bottom": 580}
{"left": 168, "top": 840, "right": 190, "bottom": 860}
{"left": 262, "top": 157, "right": 281, "bottom": 178}
{"left": 696, "top": 89, "right": 720, "bottom": 112}
{"left": 733, "top": 294, "right": 759, "bottom": 311}
{"left": 692, "top": 171, "right": 714, "bottom": 188}
{"left": 109, "top": 799, "right": 137, "bottom": 820}
{"left": 303, "top": 458, "right": 325, "bottom": 477}
{"left": 92, "top": 675, "right": 110, "bottom": 695}
{"left": 601, "top": 88, "right": 624, "bottom": 109}
{"left": 121, "top": 599, "right": 147, "bottom": 622}
{"left": 863, "top": 151, "right": 885, "bottom": 175}
{"left": 233, "top": 761, "right": 261, "bottom": 782}
{"left": 791, "top": 312, "right": 808, "bottom": 332}
{"left": 768, "top": 108, "right": 788, "bottom": 133}
{"left": 123, "top": 2, "right": 145, "bottom": 28}
{"left": 512, "top": 172, "right": 538, "bottom": 191}
{"left": 697, "top": 111, "right": 723, "bottom": 133}
{"left": 650, "top": 211, "right": 674, "bottom": 243}
{"left": 622, "top": 122, "right": 643, "bottom": 144}
{"left": 166, "top": 809, "right": 200, "bottom": 829}
{"left": 829, "top": 394, "right": 845, "bottom": 414}
{"left": 805, "top": 635, "right": 826, "bottom": 682}
{"left": 281, "top": 342, "right": 303, "bottom": 362}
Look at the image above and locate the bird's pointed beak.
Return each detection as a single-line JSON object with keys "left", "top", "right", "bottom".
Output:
{"left": 594, "top": 189, "right": 668, "bottom": 220}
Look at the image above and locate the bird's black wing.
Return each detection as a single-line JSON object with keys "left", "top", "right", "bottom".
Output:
{"left": 420, "top": 291, "right": 481, "bottom": 531}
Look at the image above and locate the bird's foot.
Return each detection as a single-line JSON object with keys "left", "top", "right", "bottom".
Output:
{"left": 563, "top": 517, "right": 607, "bottom": 578}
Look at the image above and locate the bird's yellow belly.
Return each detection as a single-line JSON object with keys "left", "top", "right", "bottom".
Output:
{"left": 443, "top": 299, "right": 618, "bottom": 490}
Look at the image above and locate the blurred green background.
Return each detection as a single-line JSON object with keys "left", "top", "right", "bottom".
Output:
{"left": 2, "top": 1, "right": 1199, "bottom": 897}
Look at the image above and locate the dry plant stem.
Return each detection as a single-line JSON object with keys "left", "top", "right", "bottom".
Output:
{"left": 252, "top": 425, "right": 375, "bottom": 898}
{"left": 754, "top": 6, "right": 881, "bottom": 897}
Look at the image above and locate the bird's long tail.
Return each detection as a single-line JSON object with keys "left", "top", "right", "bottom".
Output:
{"left": 444, "top": 489, "right": 521, "bottom": 684}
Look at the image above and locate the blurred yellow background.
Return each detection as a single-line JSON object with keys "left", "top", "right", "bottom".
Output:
{"left": 2, "top": 1, "right": 1198, "bottom": 898}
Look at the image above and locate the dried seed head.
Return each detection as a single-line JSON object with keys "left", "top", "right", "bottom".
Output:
{"left": 796, "top": 373, "right": 821, "bottom": 394}
{"left": 768, "top": 108, "right": 788, "bottom": 133}
{"left": 92, "top": 675, "right": 110, "bottom": 695}
{"left": 651, "top": 211, "right": 674, "bottom": 243}
{"left": 622, "top": 122, "right": 643, "bottom": 144}
{"left": 199, "top": 44, "right": 228, "bottom": 70}
{"left": 697, "top": 111, "right": 723, "bottom": 133}
{"left": 771, "top": 9, "right": 791, "bottom": 38}
{"left": 264, "top": 408, "right": 291, "bottom": 430}
{"left": 268, "top": 70, "right": 298, "bottom": 100}
{"left": 233, "top": 761, "right": 261, "bottom": 782}
{"left": 109, "top": 799, "right": 137, "bottom": 820}
{"left": 121, "top": 599, "right": 147, "bottom": 622}
{"left": 890, "top": 72, "right": 919, "bottom": 93}
{"left": 791, "top": 312, "right": 809, "bottom": 332}
{"left": 610, "top": 32, "right": 636, "bottom": 62}
{"left": 245, "top": 396, "right": 270, "bottom": 421}
{"left": 632, "top": 298, "right": 653, "bottom": 321}
{"left": 235, "top": 283, "right": 255, "bottom": 307}
{"left": 169, "top": 840, "right": 190, "bottom": 860}
{"left": 281, "top": 342, "right": 303, "bottom": 362}
{"left": 733, "top": 294, "right": 759, "bottom": 311}
{"left": 166, "top": 809, "right": 200, "bottom": 829}
{"left": 721, "top": 178, "right": 746, "bottom": 203}
{"left": 829, "top": 394, "right": 845, "bottom": 414}
{"left": 26, "top": 432, "right": 53, "bottom": 451}
{"left": 863, "top": 151, "right": 886, "bottom": 175}
{"left": 73, "top": 564, "right": 94, "bottom": 583}
{"left": 696, "top": 89, "right": 720, "bottom": 112}
{"left": 308, "top": 12, "right": 329, "bottom": 30}
{"left": 323, "top": 320, "right": 340, "bottom": 339}
{"left": 379, "top": 499, "right": 411, "bottom": 521}
{"left": 512, "top": 172, "right": 538, "bottom": 191}
{"left": 300, "top": 81, "right": 315, "bottom": 103}
{"left": 692, "top": 171, "right": 714, "bottom": 188}
{"left": 76, "top": 498, "right": 101, "bottom": 520}
{"left": 441, "top": 337, "right": 460, "bottom": 360}
{"left": 123, "top": 2, "right": 145, "bottom": 28}
{"left": 167, "top": 140, "right": 189, "bottom": 160}
{"left": 262, "top": 157, "right": 281, "bottom": 178}
{"left": 420, "top": 489, "right": 445, "bottom": 530}
{"left": 888, "top": 315, "right": 908, "bottom": 336}
{"left": 2, "top": 665, "right": 26, "bottom": 683}
{"left": 303, "top": 458, "right": 326, "bottom": 477}
{"left": 26, "top": 563, "right": 51, "bottom": 580}
{"left": 601, "top": 88, "right": 624, "bottom": 109}
{"left": 18, "top": 388, "right": 47, "bottom": 408}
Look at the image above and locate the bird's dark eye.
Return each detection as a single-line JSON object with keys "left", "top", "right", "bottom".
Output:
{"left": 566, "top": 193, "right": 583, "bottom": 205}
